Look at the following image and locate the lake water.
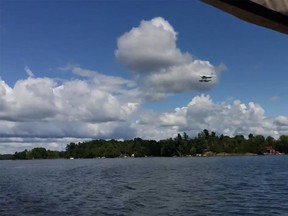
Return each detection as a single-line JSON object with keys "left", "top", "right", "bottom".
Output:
{"left": 1, "top": 156, "right": 288, "bottom": 215}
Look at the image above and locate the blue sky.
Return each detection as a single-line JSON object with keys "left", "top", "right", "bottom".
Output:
{"left": 0, "top": 0, "right": 287, "bottom": 153}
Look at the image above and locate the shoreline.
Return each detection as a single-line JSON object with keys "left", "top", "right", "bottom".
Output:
{"left": 1, "top": 152, "right": 286, "bottom": 160}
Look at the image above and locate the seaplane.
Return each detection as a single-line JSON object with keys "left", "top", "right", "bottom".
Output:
{"left": 199, "top": 75, "right": 212, "bottom": 82}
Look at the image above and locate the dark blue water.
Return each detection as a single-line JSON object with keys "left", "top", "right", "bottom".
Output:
{"left": 1, "top": 156, "right": 288, "bottom": 215}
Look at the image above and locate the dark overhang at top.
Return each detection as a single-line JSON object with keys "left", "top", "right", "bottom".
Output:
{"left": 201, "top": 0, "right": 288, "bottom": 34}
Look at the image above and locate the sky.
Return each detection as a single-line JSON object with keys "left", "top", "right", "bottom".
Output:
{"left": 0, "top": 0, "right": 287, "bottom": 154}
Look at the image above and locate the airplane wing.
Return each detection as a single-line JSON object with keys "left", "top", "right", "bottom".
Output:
{"left": 200, "top": 0, "right": 288, "bottom": 35}
{"left": 201, "top": 76, "right": 212, "bottom": 79}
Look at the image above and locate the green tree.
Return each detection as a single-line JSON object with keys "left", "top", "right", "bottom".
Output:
{"left": 31, "top": 147, "right": 48, "bottom": 159}
{"left": 266, "top": 136, "right": 275, "bottom": 147}
{"left": 14, "top": 150, "right": 28, "bottom": 160}
{"left": 276, "top": 135, "right": 288, "bottom": 153}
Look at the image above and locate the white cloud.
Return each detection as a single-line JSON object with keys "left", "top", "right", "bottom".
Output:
{"left": 142, "top": 61, "right": 218, "bottom": 100}
{"left": 24, "top": 66, "right": 34, "bottom": 77}
{"left": 0, "top": 67, "right": 140, "bottom": 154}
{"left": 115, "top": 17, "right": 222, "bottom": 101}
{"left": 115, "top": 17, "right": 191, "bottom": 73}
{"left": 59, "top": 65, "right": 139, "bottom": 102}
{"left": 274, "top": 115, "right": 288, "bottom": 126}
{"left": 0, "top": 68, "right": 138, "bottom": 123}
{"left": 0, "top": 137, "right": 91, "bottom": 154}
{"left": 133, "top": 94, "right": 288, "bottom": 140}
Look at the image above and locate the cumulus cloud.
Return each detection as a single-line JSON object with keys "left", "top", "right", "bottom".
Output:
{"left": 133, "top": 95, "right": 287, "bottom": 140}
{"left": 115, "top": 17, "right": 221, "bottom": 101}
{"left": 115, "top": 17, "right": 191, "bottom": 73}
{"left": 0, "top": 67, "right": 139, "bottom": 154}
{"left": 0, "top": 68, "right": 138, "bottom": 123}
{"left": 141, "top": 61, "right": 218, "bottom": 101}
{"left": 274, "top": 116, "right": 288, "bottom": 126}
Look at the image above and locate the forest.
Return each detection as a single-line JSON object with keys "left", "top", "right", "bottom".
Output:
{"left": 7, "top": 130, "right": 288, "bottom": 160}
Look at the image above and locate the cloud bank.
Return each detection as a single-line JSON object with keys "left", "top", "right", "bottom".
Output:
{"left": 1, "top": 71, "right": 288, "bottom": 154}
{"left": 0, "top": 67, "right": 139, "bottom": 154}
{"left": 1, "top": 17, "right": 287, "bottom": 154}
{"left": 134, "top": 95, "right": 288, "bottom": 140}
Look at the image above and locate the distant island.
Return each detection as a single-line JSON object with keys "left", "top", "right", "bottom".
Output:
{"left": 1, "top": 130, "right": 287, "bottom": 160}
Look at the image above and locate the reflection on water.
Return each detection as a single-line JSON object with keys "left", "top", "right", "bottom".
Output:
{"left": 1, "top": 156, "right": 288, "bottom": 216}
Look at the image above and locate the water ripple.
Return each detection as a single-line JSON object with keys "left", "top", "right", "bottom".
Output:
{"left": 0, "top": 156, "right": 288, "bottom": 215}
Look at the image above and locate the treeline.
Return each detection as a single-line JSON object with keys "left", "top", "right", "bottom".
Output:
{"left": 11, "top": 130, "right": 288, "bottom": 159}
{"left": 0, "top": 154, "right": 14, "bottom": 160}
{"left": 14, "top": 148, "right": 65, "bottom": 160}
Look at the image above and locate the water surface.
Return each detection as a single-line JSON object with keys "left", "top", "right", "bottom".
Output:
{"left": 1, "top": 156, "right": 288, "bottom": 215}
